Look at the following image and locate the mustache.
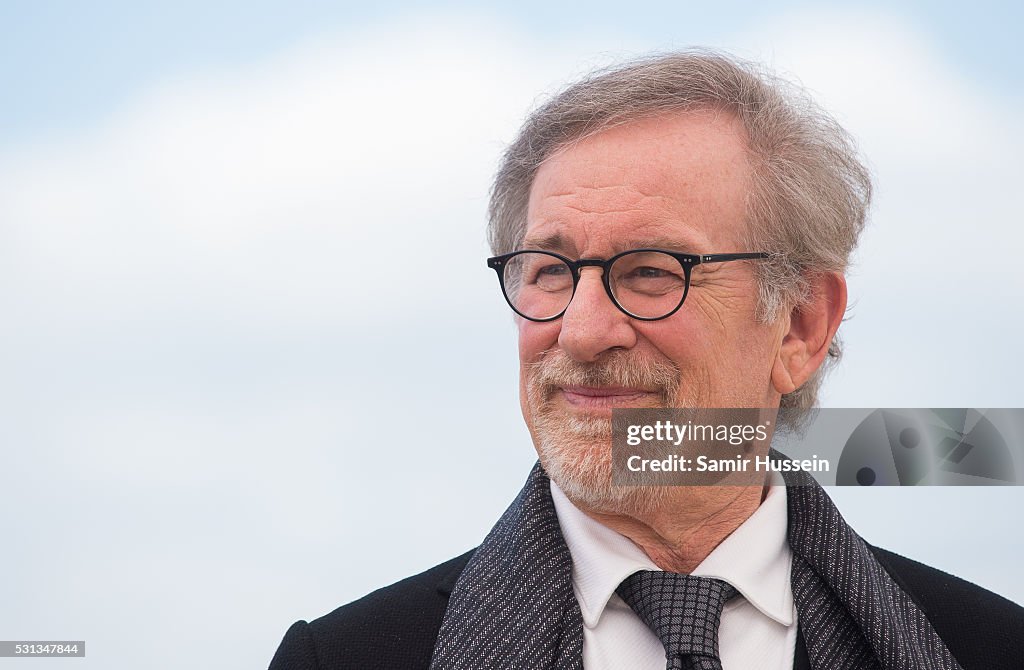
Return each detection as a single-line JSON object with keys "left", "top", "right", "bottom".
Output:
{"left": 526, "top": 349, "right": 681, "bottom": 402}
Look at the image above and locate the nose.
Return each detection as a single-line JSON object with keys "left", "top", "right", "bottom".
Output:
{"left": 557, "top": 267, "right": 637, "bottom": 362}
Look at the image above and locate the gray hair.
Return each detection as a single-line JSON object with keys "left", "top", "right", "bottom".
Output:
{"left": 488, "top": 50, "right": 872, "bottom": 424}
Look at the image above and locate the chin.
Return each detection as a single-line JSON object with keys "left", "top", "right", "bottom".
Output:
{"left": 533, "top": 411, "right": 671, "bottom": 516}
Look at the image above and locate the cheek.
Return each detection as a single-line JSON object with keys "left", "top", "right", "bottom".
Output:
{"left": 518, "top": 319, "right": 561, "bottom": 430}
{"left": 517, "top": 319, "right": 561, "bottom": 363}
{"left": 662, "top": 292, "right": 771, "bottom": 365}
{"left": 636, "top": 313, "right": 767, "bottom": 398}
{"left": 636, "top": 316, "right": 712, "bottom": 367}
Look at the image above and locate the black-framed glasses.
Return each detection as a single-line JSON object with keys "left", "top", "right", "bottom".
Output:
{"left": 487, "top": 248, "right": 769, "bottom": 322}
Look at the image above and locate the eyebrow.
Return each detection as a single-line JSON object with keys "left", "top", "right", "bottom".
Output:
{"left": 521, "top": 232, "right": 702, "bottom": 256}
{"left": 522, "top": 232, "right": 572, "bottom": 253}
{"left": 620, "top": 236, "right": 701, "bottom": 253}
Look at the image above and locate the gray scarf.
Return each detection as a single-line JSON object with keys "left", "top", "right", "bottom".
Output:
{"left": 429, "top": 460, "right": 963, "bottom": 670}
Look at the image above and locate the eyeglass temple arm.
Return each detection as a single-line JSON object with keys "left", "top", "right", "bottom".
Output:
{"left": 698, "top": 252, "right": 770, "bottom": 264}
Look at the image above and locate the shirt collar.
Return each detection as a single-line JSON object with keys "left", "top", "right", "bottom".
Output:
{"left": 550, "top": 476, "right": 794, "bottom": 629}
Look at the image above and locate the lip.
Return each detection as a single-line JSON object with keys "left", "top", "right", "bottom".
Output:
{"left": 558, "top": 385, "right": 659, "bottom": 409}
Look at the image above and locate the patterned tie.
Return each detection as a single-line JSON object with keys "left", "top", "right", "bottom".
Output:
{"left": 616, "top": 570, "right": 738, "bottom": 670}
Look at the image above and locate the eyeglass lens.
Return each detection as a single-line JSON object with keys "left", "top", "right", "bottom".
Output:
{"left": 502, "top": 251, "right": 688, "bottom": 320}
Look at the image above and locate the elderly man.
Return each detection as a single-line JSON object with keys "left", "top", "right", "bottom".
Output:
{"left": 269, "top": 51, "right": 1023, "bottom": 670}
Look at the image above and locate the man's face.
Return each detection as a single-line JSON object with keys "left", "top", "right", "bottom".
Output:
{"left": 519, "top": 110, "right": 786, "bottom": 512}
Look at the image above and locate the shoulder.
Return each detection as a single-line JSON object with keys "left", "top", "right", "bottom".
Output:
{"left": 268, "top": 550, "right": 475, "bottom": 670}
{"left": 868, "top": 545, "right": 1024, "bottom": 668}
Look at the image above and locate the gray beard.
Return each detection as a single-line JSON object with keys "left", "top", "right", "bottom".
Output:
{"left": 523, "top": 348, "right": 695, "bottom": 516}
{"left": 532, "top": 409, "right": 674, "bottom": 516}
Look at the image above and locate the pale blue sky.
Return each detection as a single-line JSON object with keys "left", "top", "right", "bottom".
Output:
{"left": 1, "top": 1, "right": 1021, "bottom": 146}
{"left": 0, "top": 3, "right": 1021, "bottom": 669}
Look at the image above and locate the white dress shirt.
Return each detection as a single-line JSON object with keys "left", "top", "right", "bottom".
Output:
{"left": 550, "top": 478, "right": 798, "bottom": 670}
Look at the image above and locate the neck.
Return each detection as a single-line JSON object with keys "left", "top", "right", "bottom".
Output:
{"left": 577, "top": 484, "right": 767, "bottom": 573}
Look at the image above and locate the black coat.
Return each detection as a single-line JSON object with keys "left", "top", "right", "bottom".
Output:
{"left": 269, "top": 545, "right": 1024, "bottom": 670}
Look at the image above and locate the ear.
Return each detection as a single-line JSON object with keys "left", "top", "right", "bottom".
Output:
{"left": 771, "top": 273, "right": 847, "bottom": 395}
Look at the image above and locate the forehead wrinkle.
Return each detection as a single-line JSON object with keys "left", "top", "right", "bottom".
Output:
{"left": 530, "top": 183, "right": 706, "bottom": 234}
{"left": 540, "top": 180, "right": 668, "bottom": 207}
{"left": 534, "top": 160, "right": 720, "bottom": 232}
{"left": 526, "top": 112, "right": 751, "bottom": 257}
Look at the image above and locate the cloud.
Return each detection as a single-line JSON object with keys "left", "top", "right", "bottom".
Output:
{"left": 2, "top": 17, "right": 534, "bottom": 328}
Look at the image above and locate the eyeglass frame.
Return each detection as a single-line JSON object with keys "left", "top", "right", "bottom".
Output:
{"left": 487, "top": 248, "right": 770, "bottom": 322}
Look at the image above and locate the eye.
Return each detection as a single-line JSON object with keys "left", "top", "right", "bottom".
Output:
{"left": 628, "top": 266, "right": 673, "bottom": 279}
{"left": 611, "top": 252, "right": 687, "bottom": 298}
{"left": 536, "top": 263, "right": 570, "bottom": 277}
{"left": 515, "top": 254, "right": 574, "bottom": 293}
